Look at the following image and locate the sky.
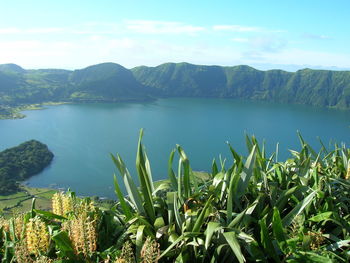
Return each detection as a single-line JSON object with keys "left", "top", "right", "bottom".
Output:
{"left": 0, "top": 0, "right": 349, "bottom": 71}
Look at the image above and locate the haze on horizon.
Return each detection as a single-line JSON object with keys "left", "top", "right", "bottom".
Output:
{"left": 1, "top": 0, "right": 349, "bottom": 72}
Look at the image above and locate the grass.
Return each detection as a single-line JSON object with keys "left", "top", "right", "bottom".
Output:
{"left": 0, "top": 185, "right": 56, "bottom": 218}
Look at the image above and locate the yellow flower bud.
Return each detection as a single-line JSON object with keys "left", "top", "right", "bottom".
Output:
{"left": 25, "top": 217, "right": 50, "bottom": 255}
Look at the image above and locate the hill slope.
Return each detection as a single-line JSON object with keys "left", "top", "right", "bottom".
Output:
{"left": 131, "top": 63, "right": 350, "bottom": 108}
{"left": 0, "top": 140, "right": 54, "bottom": 194}
{"left": 69, "top": 63, "right": 150, "bottom": 101}
{"left": 1, "top": 62, "right": 350, "bottom": 117}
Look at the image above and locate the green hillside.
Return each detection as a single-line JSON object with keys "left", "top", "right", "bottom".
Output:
{"left": 132, "top": 63, "right": 350, "bottom": 108}
{"left": 0, "top": 63, "right": 152, "bottom": 113}
{"left": 1, "top": 62, "right": 350, "bottom": 119}
{"left": 0, "top": 140, "right": 54, "bottom": 194}
{"left": 69, "top": 62, "right": 151, "bottom": 102}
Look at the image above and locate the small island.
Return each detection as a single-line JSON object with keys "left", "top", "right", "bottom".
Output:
{"left": 0, "top": 140, "right": 54, "bottom": 195}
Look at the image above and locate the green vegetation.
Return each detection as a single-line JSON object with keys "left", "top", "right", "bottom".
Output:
{"left": 132, "top": 63, "right": 350, "bottom": 108}
{"left": 1, "top": 130, "right": 349, "bottom": 262}
{"left": 0, "top": 63, "right": 153, "bottom": 119}
{"left": 0, "top": 140, "right": 54, "bottom": 194}
{"left": 1, "top": 62, "right": 350, "bottom": 119}
{"left": 0, "top": 186, "right": 56, "bottom": 218}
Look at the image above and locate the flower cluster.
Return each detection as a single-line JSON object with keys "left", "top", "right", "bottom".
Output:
{"left": 62, "top": 200, "right": 98, "bottom": 256}
{"left": 52, "top": 192, "right": 74, "bottom": 216}
{"left": 0, "top": 216, "right": 9, "bottom": 233}
{"left": 25, "top": 217, "right": 50, "bottom": 255}
{"left": 115, "top": 241, "right": 135, "bottom": 263}
{"left": 140, "top": 237, "right": 160, "bottom": 263}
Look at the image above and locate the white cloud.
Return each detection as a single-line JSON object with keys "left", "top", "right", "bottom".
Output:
{"left": 0, "top": 25, "right": 118, "bottom": 36}
{"left": 26, "top": 28, "right": 64, "bottom": 34}
{"left": 266, "top": 49, "right": 350, "bottom": 68}
{"left": 302, "top": 33, "right": 331, "bottom": 40}
{"left": 0, "top": 27, "right": 64, "bottom": 34}
{"left": 249, "top": 36, "right": 287, "bottom": 52}
{"left": 213, "top": 25, "right": 261, "bottom": 32}
{"left": 125, "top": 20, "right": 205, "bottom": 35}
{"left": 232, "top": 38, "right": 249, "bottom": 43}
{"left": 0, "top": 21, "right": 347, "bottom": 70}
{"left": 213, "top": 25, "right": 286, "bottom": 34}
{"left": 0, "top": 27, "right": 21, "bottom": 34}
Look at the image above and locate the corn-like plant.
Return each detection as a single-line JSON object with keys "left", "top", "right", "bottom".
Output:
{"left": 0, "top": 130, "right": 350, "bottom": 262}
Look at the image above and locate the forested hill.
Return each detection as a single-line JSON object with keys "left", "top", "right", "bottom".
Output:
{"left": 1, "top": 62, "right": 350, "bottom": 113}
{"left": 132, "top": 63, "right": 350, "bottom": 108}
{"left": 0, "top": 140, "right": 54, "bottom": 194}
{"left": 0, "top": 62, "right": 151, "bottom": 108}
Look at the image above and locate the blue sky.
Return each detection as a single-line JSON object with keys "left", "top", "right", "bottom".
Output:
{"left": 0, "top": 0, "right": 349, "bottom": 70}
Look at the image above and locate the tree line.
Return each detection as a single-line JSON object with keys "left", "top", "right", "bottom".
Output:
{"left": 0, "top": 140, "right": 53, "bottom": 195}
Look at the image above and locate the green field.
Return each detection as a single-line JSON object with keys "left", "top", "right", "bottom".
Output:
{"left": 0, "top": 185, "right": 56, "bottom": 218}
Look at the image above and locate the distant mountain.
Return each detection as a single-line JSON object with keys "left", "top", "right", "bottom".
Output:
{"left": 1, "top": 62, "right": 350, "bottom": 115}
{"left": 132, "top": 63, "right": 350, "bottom": 108}
{"left": 69, "top": 62, "right": 150, "bottom": 101}
{"left": 0, "top": 63, "right": 152, "bottom": 108}
{"left": 0, "top": 63, "right": 26, "bottom": 74}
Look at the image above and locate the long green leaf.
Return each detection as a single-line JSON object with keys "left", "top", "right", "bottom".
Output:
{"left": 205, "top": 222, "right": 221, "bottom": 249}
{"left": 274, "top": 186, "right": 307, "bottom": 210}
{"left": 111, "top": 153, "right": 144, "bottom": 214}
{"left": 326, "top": 239, "right": 350, "bottom": 251}
{"left": 236, "top": 145, "right": 257, "bottom": 198}
{"left": 177, "top": 145, "right": 191, "bottom": 199}
{"left": 282, "top": 191, "right": 316, "bottom": 227}
{"left": 177, "top": 158, "right": 183, "bottom": 203}
{"left": 136, "top": 129, "right": 156, "bottom": 222}
{"left": 166, "top": 192, "right": 175, "bottom": 226}
{"left": 210, "top": 244, "right": 227, "bottom": 263}
{"left": 113, "top": 174, "right": 132, "bottom": 219}
{"left": 223, "top": 231, "right": 246, "bottom": 263}
{"left": 308, "top": 212, "right": 333, "bottom": 222}
{"left": 144, "top": 151, "right": 155, "bottom": 193}
{"left": 33, "top": 209, "right": 67, "bottom": 221}
{"left": 136, "top": 225, "right": 145, "bottom": 261}
{"left": 52, "top": 230, "right": 74, "bottom": 252}
{"left": 158, "top": 235, "right": 185, "bottom": 259}
{"left": 212, "top": 158, "right": 219, "bottom": 176}
{"left": 173, "top": 192, "right": 183, "bottom": 230}
{"left": 227, "top": 142, "right": 242, "bottom": 164}
{"left": 245, "top": 134, "right": 253, "bottom": 153}
{"left": 259, "top": 217, "right": 280, "bottom": 262}
{"left": 168, "top": 149, "right": 178, "bottom": 190}
{"left": 272, "top": 207, "right": 288, "bottom": 254}
{"left": 228, "top": 197, "right": 259, "bottom": 228}
{"left": 227, "top": 168, "right": 237, "bottom": 223}
{"left": 192, "top": 196, "right": 213, "bottom": 233}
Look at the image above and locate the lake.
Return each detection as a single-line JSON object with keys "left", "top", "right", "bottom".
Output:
{"left": 1, "top": 98, "right": 349, "bottom": 199}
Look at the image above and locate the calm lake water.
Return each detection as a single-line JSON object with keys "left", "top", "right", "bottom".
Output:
{"left": 1, "top": 98, "right": 349, "bottom": 198}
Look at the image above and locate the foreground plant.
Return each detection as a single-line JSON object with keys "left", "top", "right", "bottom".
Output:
{"left": 0, "top": 130, "right": 349, "bottom": 262}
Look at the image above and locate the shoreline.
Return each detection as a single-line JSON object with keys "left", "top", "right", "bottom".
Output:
{"left": 0, "top": 101, "right": 71, "bottom": 120}
{"left": 0, "top": 98, "right": 156, "bottom": 120}
{"left": 0, "top": 170, "right": 210, "bottom": 217}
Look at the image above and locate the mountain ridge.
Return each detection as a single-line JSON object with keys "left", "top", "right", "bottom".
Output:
{"left": 1, "top": 62, "right": 350, "bottom": 118}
